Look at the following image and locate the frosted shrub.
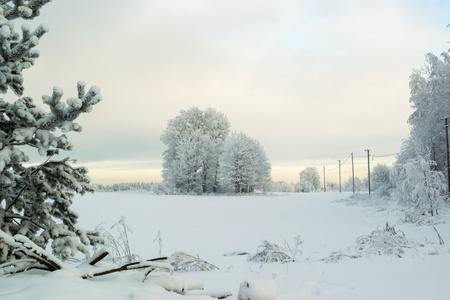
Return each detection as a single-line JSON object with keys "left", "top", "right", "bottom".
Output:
{"left": 248, "top": 240, "right": 293, "bottom": 263}
{"left": 391, "top": 156, "right": 446, "bottom": 217}
{"left": 355, "top": 223, "right": 418, "bottom": 258}
{"left": 95, "top": 216, "right": 139, "bottom": 264}
{"left": 324, "top": 223, "right": 418, "bottom": 262}
{"left": 168, "top": 251, "right": 218, "bottom": 271}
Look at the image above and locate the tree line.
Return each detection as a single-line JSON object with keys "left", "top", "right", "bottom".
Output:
{"left": 160, "top": 107, "right": 272, "bottom": 194}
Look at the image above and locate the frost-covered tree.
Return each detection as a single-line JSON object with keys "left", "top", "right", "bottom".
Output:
{"left": 298, "top": 167, "right": 320, "bottom": 192}
{"left": 393, "top": 50, "right": 450, "bottom": 214}
{"left": 271, "top": 181, "right": 295, "bottom": 193}
{"left": 391, "top": 156, "right": 445, "bottom": 217}
{"left": 398, "top": 52, "right": 450, "bottom": 175}
{"left": 0, "top": 0, "right": 104, "bottom": 263}
{"left": 218, "top": 132, "right": 271, "bottom": 193}
{"left": 161, "top": 107, "right": 230, "bottom": 194}
{"left": 371, "top": 164, "right": 392, "bottom": 195}
{"left": 343, "top": 176, "right": 365, "bottom": 192}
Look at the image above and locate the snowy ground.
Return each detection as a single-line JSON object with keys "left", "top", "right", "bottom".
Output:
{"left": 1, "top": 192, "right": 449, "bottom": 299}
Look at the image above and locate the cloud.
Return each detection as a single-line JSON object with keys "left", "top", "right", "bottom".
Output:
{"left": 11, "top": 0, "right": 450, "bottom": 183}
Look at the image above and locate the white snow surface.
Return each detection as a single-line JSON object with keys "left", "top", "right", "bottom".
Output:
{"left": 1, "top": 192, "right": 449, "bottom": 299}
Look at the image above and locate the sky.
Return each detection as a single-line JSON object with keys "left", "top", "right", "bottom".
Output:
{"left": 8, "top": 0, "right": 450, "bottom": 184}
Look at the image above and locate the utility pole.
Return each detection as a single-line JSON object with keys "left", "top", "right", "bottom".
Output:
{"left": 338, "top": 160, "right": 341, "bottom": 193}
{"left": 366, "top": 149, "right": 371, "bottom": 195}
{"left": 323, "top": 166, "right": 326, "bottom": 192}
{"left": 351, "top": 153, "right": 355, "bottom": 194}
{"left": 445, "top": 118, "right": 450, "bottom": 197}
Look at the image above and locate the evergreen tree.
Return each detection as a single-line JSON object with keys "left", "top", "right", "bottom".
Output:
{"left": 218, "top": 132, "right": 271, "bottom": 193}
{"left": 0, "top": 0, "right": 104, "bottom": 263}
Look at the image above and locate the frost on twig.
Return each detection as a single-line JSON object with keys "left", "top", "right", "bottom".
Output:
{"left": 94, "top": 216, "right": 140, "bottom": 265}
{"left": 168, "top": 251, "right": 218, "bottom": 272}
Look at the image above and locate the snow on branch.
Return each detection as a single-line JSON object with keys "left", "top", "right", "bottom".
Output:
{"left": 0, "top": 0, "right": 52, "bottom": 21}
{"left": 247, "top": 240, "right": 293, "bottom": 264}
{"left": 355, "top": 222, "right": 420, "bottom": 258}
{"left": 168, "top": 251, "right": 219, "bottom": 272}
{"left": 323, "top": 223, "right": 422, "bottom": 262}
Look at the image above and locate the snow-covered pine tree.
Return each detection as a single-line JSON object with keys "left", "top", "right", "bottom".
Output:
{"left": 218, "top": 132, "right": 271, "bottom": 193}
{"left": 161, "top": 107, "right": 230, "bottom": 194}
{"left": 0, "top": 0, "right": 104, "bottom": 263}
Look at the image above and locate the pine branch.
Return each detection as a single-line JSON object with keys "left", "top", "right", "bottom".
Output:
{"left": 13, "top": 234, "right": 67, "bottom": 271}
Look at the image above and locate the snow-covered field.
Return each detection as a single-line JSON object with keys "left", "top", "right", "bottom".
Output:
{"left": 1, "top": 192, "right": 449, "bottom": 299}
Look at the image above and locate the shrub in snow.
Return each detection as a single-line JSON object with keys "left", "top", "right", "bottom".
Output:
{"left": 355, "top": 223, "right": 418, "bottom": 258}
{"left": 237, "top": 274, "right": 278, "bottom": 300}
{"left": 324, "top": 223, "right": 419, "bottom": 262}
{"left": 95, "top": 216, "right": 140, "bottom": 264}
{"left": 168, "top": 251, "right": 218, "bottom": 271}
{"left": 248, "top": 240, "right": 292, "bottom": 263}
{"left": 391, "top": 156, "right": 446, "bottom": 217}
{"left": 0, "top": 1, "right": 104, "bottom": 264}
{"left": 282, "top": 235, "right": 304, "bottom": 261}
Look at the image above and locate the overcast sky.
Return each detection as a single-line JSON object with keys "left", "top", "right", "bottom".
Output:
{"left": 10, "top": 0, "right": 450, "bottom": 184}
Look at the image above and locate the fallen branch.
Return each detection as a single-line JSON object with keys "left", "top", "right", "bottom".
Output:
{"left": 81, "top": 257, "right": 170, "bottom": 279}
{"left": 81, "top": 247, "right": 111, "bottom": 267}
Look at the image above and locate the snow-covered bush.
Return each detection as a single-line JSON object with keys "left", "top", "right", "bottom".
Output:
{"left": 248, "top": 240, "right": 292, "bottom": 263}
{"left": 218, "top": 132, "right": 272, "bottom": 193}
{"left": 391, "top": 156, "right": 446, "bottom": 217}
{"left": 282, "top": 235, "right": 304, "bottom": 261}
{"left": 324, "top": 223, "right": 419, "bottom": 262}
{"left": 95, "top": 216, "right": 140, "bottom": 264}
{"left": 168, "top": 251, "right": 218, "bottom": 272}
{"left": 0, "top": 1, "right": 104, "bottom": 263}
{"left": 355, "top": 223, "right": 418, "bottom": 258}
